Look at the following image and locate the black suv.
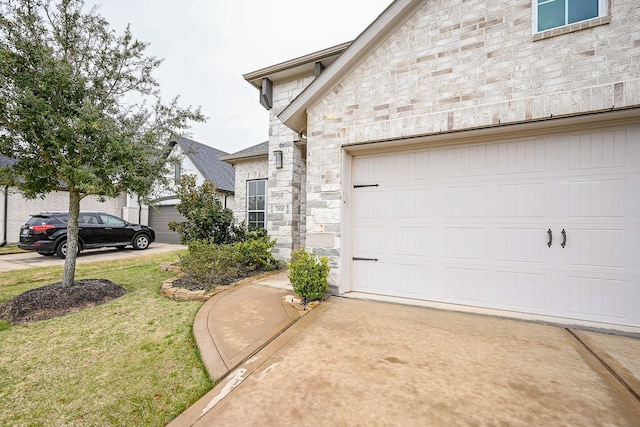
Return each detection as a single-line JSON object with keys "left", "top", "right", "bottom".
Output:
{"left": 18, "top": 212, "right": 156, "bottom": 258}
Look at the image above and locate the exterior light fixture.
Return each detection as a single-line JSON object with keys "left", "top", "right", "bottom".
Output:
{"left": 274, "top": 150, "right": 283, "bottom": 169}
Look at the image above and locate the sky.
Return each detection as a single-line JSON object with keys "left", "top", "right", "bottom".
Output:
{"left": 85, "top": 0, "right": 393, "bottom": 154}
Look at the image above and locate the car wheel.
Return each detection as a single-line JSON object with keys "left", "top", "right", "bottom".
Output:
{"left": 55, "top": 240, "right": 81, "bottom": 259}
{"left": 132, "top": 234, "right": 150, "bottom": 250}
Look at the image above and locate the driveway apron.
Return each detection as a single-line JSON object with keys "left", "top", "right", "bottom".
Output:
{"left": 176, "top": 296, "right": 640, "bottom": 426}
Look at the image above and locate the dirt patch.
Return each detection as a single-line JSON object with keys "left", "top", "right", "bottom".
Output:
{"left": 0, "top": 279, "right": 126, "bottom": 324}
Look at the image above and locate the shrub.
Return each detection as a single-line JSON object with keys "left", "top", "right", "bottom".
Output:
{"left": 235, "top": 230, "right": 278, "bottom": 272}
{"left": 168, "top": 175, "right": 236, "bottom": 244}
{"left": 288, "top": 248, "right": 330, "bottom": 303}
{"left": 178, "top": 231, "right": 278, "bottom": 290}
{"left": 179, "top": 241, "right": 243, "bottom": 289}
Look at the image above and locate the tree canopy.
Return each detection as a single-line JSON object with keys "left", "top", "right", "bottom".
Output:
{"left": 0, "top": 0, "right": 205, "bottom": 285}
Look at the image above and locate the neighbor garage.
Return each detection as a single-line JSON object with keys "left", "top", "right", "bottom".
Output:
{"left": 349, "top": 123, "right": 640, "bottom": 329}
{"left": 148, "top": 205, "right": 184, "bottom": 244}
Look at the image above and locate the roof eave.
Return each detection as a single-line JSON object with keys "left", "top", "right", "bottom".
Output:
{"left": 243, "top": 41, "right": 353, "bottom": 90}
{"left": 219, "top": 151, "right": 269, "bottom": 165}
{"left": 278, "top": 0, "right": 422, "bottom": 134}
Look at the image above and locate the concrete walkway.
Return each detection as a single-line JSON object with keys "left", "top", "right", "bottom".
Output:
{"left": 171, "top": 273, "right": 640, "bottom": 426}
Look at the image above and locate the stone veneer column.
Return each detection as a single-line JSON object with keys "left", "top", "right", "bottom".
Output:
{"left": 267, "top": 75, "right": 314, "bottom": 261}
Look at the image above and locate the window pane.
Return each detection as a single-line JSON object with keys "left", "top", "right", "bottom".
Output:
{"left": 538, "top": 0, "right": 566, "bottom": 32}
{"left": 249, "top": 212, "right": 257, "bottom": 222}
{"left": 248, "top": 181, "right": 256, "bottom": 196}
{"left": 568, "top": 0, "right": 598, "bottom": 24}
{"left": 248, "top": 197, "right": 257, "bottom": 211}
{"left": 256, "top": 180, "right": 265, "bottom": 195}
{"left": 256, "top": 196, "right": 265, "bottom": 210}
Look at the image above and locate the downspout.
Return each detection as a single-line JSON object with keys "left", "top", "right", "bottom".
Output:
{"left": 1, "top": 186, "right": 8, "bottom": 247}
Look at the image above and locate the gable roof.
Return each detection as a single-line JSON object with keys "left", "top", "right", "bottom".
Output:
{"left": 169, "top": 136, "right": 235, "bottom": 193}
{"left": 278, "top": 0, "right": 424, "bottom": 134}
{"left": 219, "top": 141, "right": 269, "bottom": 164}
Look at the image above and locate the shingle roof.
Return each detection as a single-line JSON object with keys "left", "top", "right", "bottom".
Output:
{"left": 219, "top": 141, "right": 269, "bottom": 164}
{"left": 171, "top": 136, "right": 235, "bottom": 193}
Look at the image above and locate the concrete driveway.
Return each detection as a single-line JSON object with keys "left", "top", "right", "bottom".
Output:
{"left": 0, "top": 243, "right": 185, "bottom": 272}
{"left": 182, "top": 297, "right": 640, "bottom": 426}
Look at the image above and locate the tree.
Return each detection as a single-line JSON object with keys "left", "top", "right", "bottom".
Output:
{"left": 168, "top": 174, "right": 237, "bottom": 245}
{"left": 0, "top": 0, "right": 205, "bottom": 286}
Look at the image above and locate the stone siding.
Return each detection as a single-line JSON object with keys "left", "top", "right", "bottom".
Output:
{"left": 304, "top": 0, "right": 640, "bottom": 288}
{"left": 231, "top": 158, "right": 269, "bottom": 223}
{"left": 268, "top": 75, "right": 314, "bottom": 260}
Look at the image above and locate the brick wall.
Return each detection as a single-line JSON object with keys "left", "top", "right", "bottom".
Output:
{"left": 304, "top": 0, "right": 640, "bottom": 288}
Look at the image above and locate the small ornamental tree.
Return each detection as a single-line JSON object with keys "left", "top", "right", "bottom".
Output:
{"left": 288, "top": 248, "right": 330, "bottom": 303}
{"left": 168, "top": 174, "right": 235, "bottom": 244}
{"left": 0, "top": 0, "right": 205, "bottom": 286}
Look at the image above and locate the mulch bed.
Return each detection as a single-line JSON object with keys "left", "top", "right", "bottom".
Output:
{"left": 0, "top": 279, "right": 126, "bottom": 324}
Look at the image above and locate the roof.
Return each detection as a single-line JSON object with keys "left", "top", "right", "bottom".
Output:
{"left": 169, "top": 136, "right": 235, "bottom": 193}
{"left": 278, "top": 0, "right": 423, "bottom": 133}
{"left": 219, "top": 141, "right": 269, "bottom": 164}
{"left": 243, "top": 42, "right": 352, "bottom": 90}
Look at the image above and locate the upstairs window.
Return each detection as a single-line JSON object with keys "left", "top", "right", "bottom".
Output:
{"left": 534, "top": 0, "right": 606, "bottom": 33}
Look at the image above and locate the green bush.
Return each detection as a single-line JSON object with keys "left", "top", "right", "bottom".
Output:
{"left": 179, "top": 241, "right": 243, "bottom": 289}
{"left": 235, "top": 230, "right": 278, "bottom": 272}
{"left": 179, "top": 231, "right": 278, "bottom": 290}
{"left": 288, "top": 248, "right": 330, "bottom": 303}
{"left": 168, "top": 175, "right": 236, "bottom": 244}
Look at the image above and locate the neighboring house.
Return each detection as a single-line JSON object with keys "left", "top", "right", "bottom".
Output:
{"left": 0, "top": 155, "right": 126, "bottom": 245}
{"left": 239, "top": 0, "right": 640, "bottom": 332}
{"left": 145, "top": 136, "right": 235, "bottom": 243}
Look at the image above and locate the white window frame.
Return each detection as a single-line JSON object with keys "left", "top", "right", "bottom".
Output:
{"left": 246, "top": 179, "right": 267, "bottom": 230}
{"left": 533, "top": 0, "right": 608, "bottom": 34}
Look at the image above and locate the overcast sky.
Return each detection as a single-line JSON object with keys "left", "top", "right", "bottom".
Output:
{"left": 85, "top": 0, "right": 392, "bottom": 154}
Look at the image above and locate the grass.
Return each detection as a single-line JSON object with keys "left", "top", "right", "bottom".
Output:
{"left": 0, "top": 244, "right": 27, "bottom": 255}
{"left": 0, "top": 250, "right": 214, "bottom": 426}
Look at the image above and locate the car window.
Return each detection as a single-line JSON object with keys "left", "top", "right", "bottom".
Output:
{"left": 27, "top": 216, "right": 49, "bottom": 226}
{"left": 99, "top": 214, "right": 126, "bottom": 227}
{"left": 79, "top": 214, "right": 100, "bottom": 225}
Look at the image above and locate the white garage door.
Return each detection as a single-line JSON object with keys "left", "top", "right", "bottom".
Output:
{"left": 351, "top": 125, "right": 640, "bottom": 329}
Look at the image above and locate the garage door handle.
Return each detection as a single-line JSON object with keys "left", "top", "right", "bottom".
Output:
{"left": 561, "top": 229, "right": 566, "bottom": 248}
{"left": 547, "top": 228, "right": 552, "bottom": 247}
{"left": 353, "top": 257, "right": 379, "bottom": 262}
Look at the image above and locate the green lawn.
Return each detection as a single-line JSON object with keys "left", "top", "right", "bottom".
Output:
{"left": 0, "top": 251, "right": 213, "bottom": 426}
{"left": 0, "top": 244, "right": 27, "bottom": 255}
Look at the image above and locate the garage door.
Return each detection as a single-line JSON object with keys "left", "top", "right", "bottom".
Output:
{"left": 148, "top": 205, "right": 184, "bottom": 244}
{"left": 351, "top": 124, "right": 640, "bottom": 329}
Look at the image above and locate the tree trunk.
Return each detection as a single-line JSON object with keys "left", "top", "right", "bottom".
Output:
{"left": 62, "top": 189, "right": 82, "bottom": 286}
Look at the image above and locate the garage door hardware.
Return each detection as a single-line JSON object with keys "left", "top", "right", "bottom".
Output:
{"left": 353, "top": 184, "right": 379, "bottom": 188}
{"left": 547, "top": 229, "right": 567, "bottom": 248}
{"left": 353, "top": 257, "right": 379, "bottom": 262}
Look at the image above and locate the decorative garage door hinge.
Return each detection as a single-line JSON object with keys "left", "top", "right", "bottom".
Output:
{"left": 353, "top": 184, "right": 379, "bottom": 188}
{"left": 352, "top": 257, "right": 379, "bottom": 261}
